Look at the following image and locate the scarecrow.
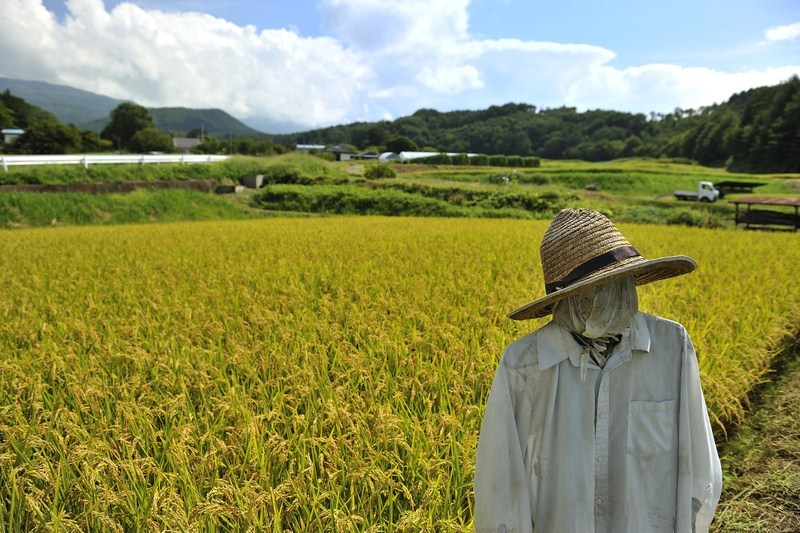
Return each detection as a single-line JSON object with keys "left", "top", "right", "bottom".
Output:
{"left": 474, "top": 209, "right": 722, "bottom": 532}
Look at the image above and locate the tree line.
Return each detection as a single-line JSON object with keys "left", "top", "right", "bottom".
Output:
{"left": 275, "top": 77, "right": 800, "bottom": 173}
{"left": 0, "top": 96, "right": 279, "bottom": 156}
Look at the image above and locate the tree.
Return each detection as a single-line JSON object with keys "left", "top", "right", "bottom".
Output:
{"left": 12, "top": 119, "right": 82, "bottom": 154}
{"left": 366, "top": 125, "right": 388, "bottom": 147}
{"left": 195, "top": 135, "right": 222, "bottom": 154}
{"left": 385, "top": 135, "right": 418, "bottom": 153}
{"left": 128, "top": 128, "right": 174, "bottom": 153}
{"left": 79, "top": 130, "right": 112, "bottom": 152}
{"left": 0, "top": 101, "right": 14, "bottom": 129}
{"left": 0, "top": 90, "right": 56, "bottom": 128}
{"left": 101, "top": 103, "right": 155, "bottom": 150}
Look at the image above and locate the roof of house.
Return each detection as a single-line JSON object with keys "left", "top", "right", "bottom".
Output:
{"left": 173, "top": 137, "right": 202, "bottom": 149}
{"left": 730, "top": 196, "right": 800, "bottom": 207}
{"left": 325, "top": 144, "right": 355, "bottom": 154}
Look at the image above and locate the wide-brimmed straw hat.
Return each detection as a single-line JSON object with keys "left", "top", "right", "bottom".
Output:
{"left": 508, "top": 208, "right": 697, "bottom": 320}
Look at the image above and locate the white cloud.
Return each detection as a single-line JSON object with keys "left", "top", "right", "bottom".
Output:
{"left": 415, "top": 64, "right": 483, "bottom": 94}
{"left": 320, "top": 0, "right": 470, "bottom": 55}
{"left": 1, "top": 0, "right": 799, "bottom": 131}
{"left": 765, "top": 22, "right": 800, "bottom": 42}
{"left": 0, "top": 0, "right": 372, "bottom": 128}
{"left": 564, "top": 63, "right": 800, "bottom": 114}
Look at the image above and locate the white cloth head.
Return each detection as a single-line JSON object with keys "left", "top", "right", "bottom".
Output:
{"left": 552, "top": 276, "right": 638, "bottom": 379}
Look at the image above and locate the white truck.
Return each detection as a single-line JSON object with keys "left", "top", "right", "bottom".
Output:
{"left": 673, "top": 181, "right": 719, "bottom": 202}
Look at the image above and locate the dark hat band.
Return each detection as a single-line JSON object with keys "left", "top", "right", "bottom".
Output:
{"left": 545, "top": 245, "right": 640, "bottom": 294}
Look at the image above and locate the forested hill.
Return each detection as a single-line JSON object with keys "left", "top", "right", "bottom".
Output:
{"left": 0, "top": 77, "right": 263, "bottom": 137}
{"left": 274, "top": 77, "right": 800, "bottom": 174}
{"left": 81, "top": 107, "right": 264, "bottom": 137}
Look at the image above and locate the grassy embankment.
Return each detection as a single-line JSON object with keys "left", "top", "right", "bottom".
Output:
{"left": 1, "top": 154, "right": 797, "bottom": 228}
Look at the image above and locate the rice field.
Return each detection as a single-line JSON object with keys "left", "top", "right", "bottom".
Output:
{"left": 0, "top": 217, "right": 798, "bottom": 530}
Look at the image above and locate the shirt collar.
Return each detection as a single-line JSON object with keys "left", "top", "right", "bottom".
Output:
{"left": 537, "top": 311, "right": 651, "bottom": 371}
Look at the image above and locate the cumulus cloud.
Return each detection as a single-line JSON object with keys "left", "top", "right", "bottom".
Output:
{"left": 0, "top": 0, "right": 371, "bottom": 128}
{"left": 765, "top": 22, "right": 800, "bottom": 42}
{"left": 1, "top": 0, "right": 799, "bottom": 131}
{"left": 415, "top": 64, "right": 483, "bottom": 94}
{"left": 564, "top": 63, "right": 800, "bottom": 114}
{"left": 321, "top": 0, "right": 470, "bottom": 55}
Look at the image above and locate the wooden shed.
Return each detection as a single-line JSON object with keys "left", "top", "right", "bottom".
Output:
{"left": 731, "top": 197, "right": 800, "bottom": 231}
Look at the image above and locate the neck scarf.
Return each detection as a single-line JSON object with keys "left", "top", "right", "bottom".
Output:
{"left": 552, "top": 276, "right": 638, "bottom": 380}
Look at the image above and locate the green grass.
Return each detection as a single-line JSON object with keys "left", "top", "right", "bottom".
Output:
{"left": 1, "top": 155, "right": 797, "bottom": 229}
{"left": 0, "top": 189, "right": 257, "bottom": 228}
{"left": 0, "top": 154, "right": 352, "bottom": 186}
{"left": 253, "top": 183, "right": 550, "bottom": 218}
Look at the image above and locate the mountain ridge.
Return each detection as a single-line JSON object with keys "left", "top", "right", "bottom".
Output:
{"left": 0, "top": 77, "right": 265, "bottom": 137}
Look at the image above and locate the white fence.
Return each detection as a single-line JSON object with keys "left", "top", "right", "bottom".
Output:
{"left": 0, "top": 154, "right": 230, "bottom": 171}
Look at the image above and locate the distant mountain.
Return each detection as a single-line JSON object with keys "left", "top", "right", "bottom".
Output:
{"left": 241, "top": 115, "right": 309, "bottom": 135}
{"left": 0, "top": 77, "right": 125, "bottom": 127}
{"left": 82, "top": 107, "right": 266, "bottom": 137}
{"left": 0, "top": 77, "right": 266, "bottom": 137}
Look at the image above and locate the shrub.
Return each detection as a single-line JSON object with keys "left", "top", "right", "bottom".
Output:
{"left": 364, "top": 163, "right": 397, "bottom": 180}
{"left": 515, "top": 173, "right": 551, "bottom": 185}
{"left": 261, "top": 164, "right": 317, "bottom": 185}
{"left": 470, "top": 154, "right": 489, "bottom": 166}
{"left": 451, "top": 153, "right": 470, "bottom": 165}
{"left": 488, "top": 155, "right": 507, "bottom": 166}
{"left": 522, "top": 157, "right": 541, "bottom": 168}
{"left": 506, "top": 156, "right": 522, "bottom": 167}
{"left": 414, "top": 154, "right": 453, "bottom": 165}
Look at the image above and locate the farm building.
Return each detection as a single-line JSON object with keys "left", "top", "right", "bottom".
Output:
{"left": 398, "top": 151, "right": 479, "bottom": 162}
{"left": 379, "top": 152, "right": 399, "bottom": 162}
{"left": 2, "top": 128, "right": 24, "bottom": 144}
{"left": 732, "top": 196, "right": 800, "bottom": 231}
{"left": 296, "top": 144, "right": 326, "bottom": 151}
{"left": 172, "top": 137, "right": 201, "bottom": 154}
{"left": 325, "top": 144, "right": 355, "bottom": 161}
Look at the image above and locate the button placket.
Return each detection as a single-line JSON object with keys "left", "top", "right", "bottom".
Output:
{"left": 594, "top": 371, "right": 611, "bottom": 533}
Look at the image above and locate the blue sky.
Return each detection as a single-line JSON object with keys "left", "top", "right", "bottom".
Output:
{"left": 4, "top": 0, "right": 800, "bottom": 133}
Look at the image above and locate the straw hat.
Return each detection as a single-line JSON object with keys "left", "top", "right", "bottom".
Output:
{"left": 508, "top": 208, "right": 697, "bottom": 320}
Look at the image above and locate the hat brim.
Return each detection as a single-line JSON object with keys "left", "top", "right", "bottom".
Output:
{"left": 507, "top": 255, "right": 697, "bottom": 321}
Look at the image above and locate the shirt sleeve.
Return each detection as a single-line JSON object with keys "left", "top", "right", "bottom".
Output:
{"left": 675, "top": 329, "right": 723, "bottom": 533}
{"left": 474, "top": 356, "right": 534, "bottom": 533}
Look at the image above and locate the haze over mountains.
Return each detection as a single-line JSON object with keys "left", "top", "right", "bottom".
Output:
{"left": 0, "top": 77, "right": 270, "bottom": 136}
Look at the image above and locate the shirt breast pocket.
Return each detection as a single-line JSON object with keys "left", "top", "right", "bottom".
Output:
{"left": 627, "top": 400, "right": 676, "bottom": 459}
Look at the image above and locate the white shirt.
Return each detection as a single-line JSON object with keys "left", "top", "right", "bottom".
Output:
{"left": 474, "top": 312, "right": 722, "bottom": 533}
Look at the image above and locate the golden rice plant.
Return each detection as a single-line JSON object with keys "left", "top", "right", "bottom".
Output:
{"left": 0, "top": 217, "right": 797, "bottom": 530}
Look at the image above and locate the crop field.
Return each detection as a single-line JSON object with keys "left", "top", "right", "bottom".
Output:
{"left": 1, "top": 217, "right": 798, "bottom": 530}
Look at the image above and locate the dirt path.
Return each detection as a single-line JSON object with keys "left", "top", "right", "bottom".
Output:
{"left": 712, "top": 342, "right": 800, "bottom": 531}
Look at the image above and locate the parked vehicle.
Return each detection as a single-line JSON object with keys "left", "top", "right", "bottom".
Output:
{"left": 673, "top": 181, "right": 719, "bottom": 202}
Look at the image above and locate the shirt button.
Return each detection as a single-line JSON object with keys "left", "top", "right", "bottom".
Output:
{"left": 598, "top": 411, "right": 605, "bottom": 419}
{"left": 596, "top": 456, "right": 605, "bottom": 463}
{"left": 595, "top": 498, "right": 602, "bottom": 504}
